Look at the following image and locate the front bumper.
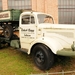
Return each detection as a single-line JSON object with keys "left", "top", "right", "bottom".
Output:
{"left": 57, "top": 48, "right": 75, "bottom": 56}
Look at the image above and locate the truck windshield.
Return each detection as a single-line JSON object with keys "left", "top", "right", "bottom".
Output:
{"left": 38, "top": 14, "right": 54, "bottom": 24}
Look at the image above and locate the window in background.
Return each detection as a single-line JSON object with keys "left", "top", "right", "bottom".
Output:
{"left": 0, "top": 0, "right": 2, "bottom": 10}
{"left": 58, "top": 0, "right": 75, "bottom": 24}
{"left": 8, "top": 0, "right": 32, "bottom": 10}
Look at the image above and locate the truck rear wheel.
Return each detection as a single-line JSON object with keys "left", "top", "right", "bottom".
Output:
{"left": 3, "top": 25, "right": 13, "bottom": 39}
{"left": 32, "top": 44, "right": 54, "bottom": 70}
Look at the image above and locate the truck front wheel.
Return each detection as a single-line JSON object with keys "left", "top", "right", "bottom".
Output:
{"left": 3, "top": 25, "right": 13, "bottom": 39}
{"left": 32, "top": 44, "right": 54, "bottom": 70}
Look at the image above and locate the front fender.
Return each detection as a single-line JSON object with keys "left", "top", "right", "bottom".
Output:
{"left": 28, "top": 37, "right": 63, "bottom": 54}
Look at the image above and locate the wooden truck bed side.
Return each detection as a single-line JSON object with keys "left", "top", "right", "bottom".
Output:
{"left": 0, "top": 9, "right": 22, "bottom": 22}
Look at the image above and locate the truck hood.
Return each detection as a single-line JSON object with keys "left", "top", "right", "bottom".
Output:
{"left": 38, "top": 23, "right": 75, "bottom": 29}
{"left": 38, "top": 23, "right": 75, "bottom": 49}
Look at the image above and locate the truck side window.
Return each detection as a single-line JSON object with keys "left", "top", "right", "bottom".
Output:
{"left": 22, "top": 15, "right": 30, "bottom": 24}
{"left": 22, "top": 15, "right": 35, "bottom": 24}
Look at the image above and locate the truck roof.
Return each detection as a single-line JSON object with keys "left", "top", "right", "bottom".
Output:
{"left": 21, "top": 11, "right": 53, "bottom": 17}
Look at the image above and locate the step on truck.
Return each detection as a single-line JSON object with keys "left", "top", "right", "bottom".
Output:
{"left": 0, "top": 9, "right": 75, "bottom": 70}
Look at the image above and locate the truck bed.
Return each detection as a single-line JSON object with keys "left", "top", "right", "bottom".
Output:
{"left": 0, "top": 9, "right": 22, "bottom": 22}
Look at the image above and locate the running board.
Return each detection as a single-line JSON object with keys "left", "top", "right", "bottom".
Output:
{"left": 17, "top": 48, "right": 28, "bottom": 53}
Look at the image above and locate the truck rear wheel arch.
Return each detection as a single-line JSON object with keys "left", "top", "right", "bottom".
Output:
{"left": 31, "top": 43, "right": 54, "bottom": 70}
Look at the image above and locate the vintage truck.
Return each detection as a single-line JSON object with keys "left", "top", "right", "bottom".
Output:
{"left": 0, "top": 9, "right": 75, "bottom": 70}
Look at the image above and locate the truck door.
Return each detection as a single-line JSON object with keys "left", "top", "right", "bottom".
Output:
{"left": 20, "top": 14, "right": 36, "bottom": 49}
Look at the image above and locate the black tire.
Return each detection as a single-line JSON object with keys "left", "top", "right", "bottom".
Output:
{"left": 32, "top": 44, "right": 54, "bottom": 70}
{"left": 3, "top": 25, "right": 13, "bottom": 39}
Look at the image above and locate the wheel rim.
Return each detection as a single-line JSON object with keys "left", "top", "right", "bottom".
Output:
{"left": 4, "top": 28, "right": 10, "bottom": 37}
{"left": 35, "top": 51, "right": 45, "bottom": 64}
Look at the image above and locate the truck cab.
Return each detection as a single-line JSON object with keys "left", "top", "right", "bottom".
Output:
{"left": 19, "top": 11, "right": 54, "bottom": 52}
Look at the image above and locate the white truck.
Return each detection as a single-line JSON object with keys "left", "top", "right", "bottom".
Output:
{"left": 0, "top": 9, "right": 75, "bottom": 70}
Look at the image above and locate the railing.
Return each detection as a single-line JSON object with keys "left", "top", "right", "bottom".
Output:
{"left": 30, "top": 71, "right": 75, "bottom": 75}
